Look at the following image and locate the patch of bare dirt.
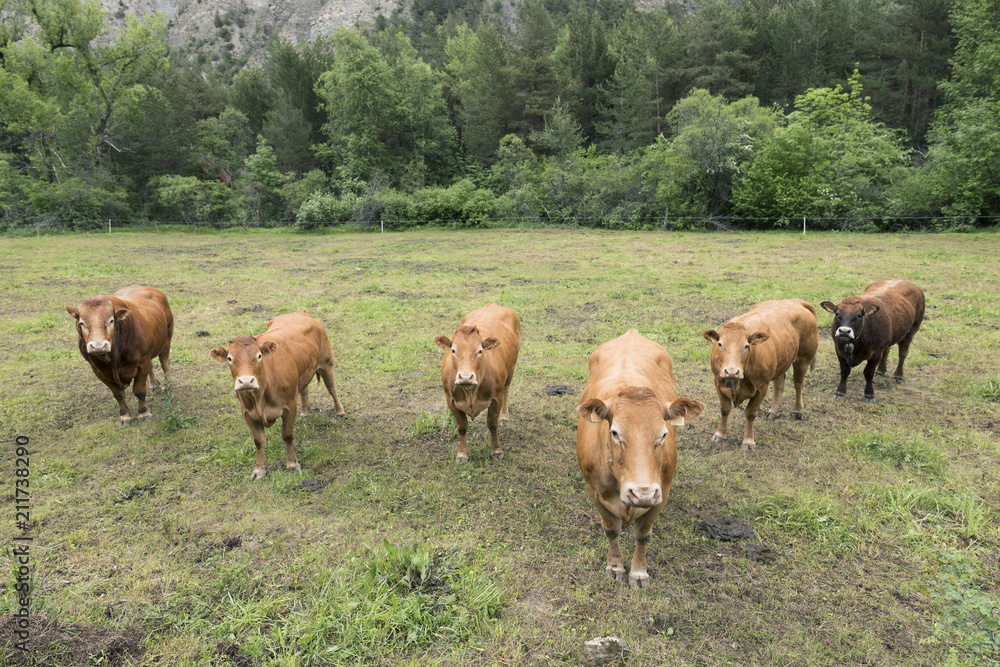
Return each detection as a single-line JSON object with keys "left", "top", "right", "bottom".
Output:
{"left": 0, "top": 613, "right": 144, "bottom": 666}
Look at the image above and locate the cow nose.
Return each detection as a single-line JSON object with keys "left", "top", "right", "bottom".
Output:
{"left": 721, "top": 367, "right": 742, "bottom": 379}
{"left": 86, "top": 340, "right": 111, "bottom": 354}
{"left": 456, "top": 372, "right": 476, "bottom": 384}
{"left": 622, "top": 483, "right": 662, "bottom": 508}
{"left": 234, "top": 376, "right": 258, "bottom": 391}
{"left": 836, "top": 327, "right": 854, "bottom": 339}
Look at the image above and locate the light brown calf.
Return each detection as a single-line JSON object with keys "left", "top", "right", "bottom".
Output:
{"left": 703, "top": 299, "right": 818, "bottom": 451}
{"left": 576, "top": 330, "right": 704, "bottom": 588}
{"left": 66, "top": 285, "right": 173, "bottom": 425}
{"left": 211, "top": 311, "right": 345, "bottom": 480}
{"left": 434, "top": 303, "right": 521, "bottom": 462}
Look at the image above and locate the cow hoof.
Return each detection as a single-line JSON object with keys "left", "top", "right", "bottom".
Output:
{"left": 137, "top": 412, "right": 151, "bottom": 422}
{"left": 629, "top": 574, "right": 650, "bottom": 589}
{"left": 335, "top": 411, "right": 347, "bottom": 419}
{"left": 742, "top": 441, "right": 756, "bottom": 452}
{"left": 791, "top": 411, "right": 803, "bottom": 421}
{"left": 833, "top": 394, "right": 845, "bottom": 401}
{"left": 874, "top": 371, "right": 886, "bottom": 377}
{"left": 455, "top": 455, "right": 469, "bottom": 464}
{"left": 864, "top": 396, "right": 877, "bottom": 404}
{"left": 606, "top": 567, "right": 626, "bottom": 582}
{"left": 499, "top": 413, "right": 510, "bottom": 423}
{"left": 893, "top": 376, "right": 904, "bottom": 384}
{"left": 765, "top": 411, "right": 779, "bottom": 420}
{"left": 286, "top": 462, "right": 301, "bottom": 473}
{"left": 249, "top": 467, "right": 267, "bottom": 481}
{"left": 117, "top": 416, "right": 131, "bottom": 427}
{"left": 490, "top": 452, "right": 504, "bottom": 462}
{"left": 711, "top": 434, "right": 725, "bottom": 444}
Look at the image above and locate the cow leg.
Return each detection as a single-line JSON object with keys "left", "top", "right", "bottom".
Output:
{"left": 597, "top": 510, "right": 626, "bottom": 582}
{"left": 791, "top": 358, "right": 808, "bottom": 419}
{"left": 499, "top": 381, "right": 511, "bottom": 422}
{"left": 834, "top": 356, "right": 851, "bottom": 399}
{"left": 742, "top": 388, "right": 768, "bottom": 451}
{"left": 487, "top": 401, "right": 503, "bottom": 462}
{"left": 146, "top": 364, "right": 160, "bottom": 391}
{"left": 244, "top": 416, "right": 268, "bottom": 481}
{"left": 894, "top": 332, "right": 917, "bottom": 382}
{"left": 768, "top": 372, "right": 786, "bottom": 418}
{"left": 862, "top": 357, "right": 879, "bottom": 403}
{"left": 133, "top": 360, "right": 152, "bottom": 421}
{"left": 299, "top": 385, "right": 310, "bottom": 416}
{"left": 112, "top": 389, "right": 131, "bottom": 426}
{"left": 875, "top": 348, "right": 890, "bottom": 377}
{"left": 317, "top": 366, "right": 346, "bottom": 417}
{"left": 282, "top": 408, "right": 300, "bottom": 473}
{"left": 629, "top": 508, "right": 664, "bottom": 589}
{"left": 452, "top": 407, "right": 470, "bottom": 463}
{"left": 711, "top": 392, "right": 732, "bottom": 444}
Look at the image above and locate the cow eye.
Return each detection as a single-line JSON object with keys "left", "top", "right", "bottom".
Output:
{"left": 451, "top": 347, "right": 456, "bottom": 354}
{"left": 610, "top": 429, "right": 620, "bottom": 440}
{"left": 227, "top": 355, "right": 233, "bottom": 363}
{"left": 476, "top": 349, "right": 483, "bottom": 356}
{"left": 256, "top": 352, "right": 262, "bottom": 360}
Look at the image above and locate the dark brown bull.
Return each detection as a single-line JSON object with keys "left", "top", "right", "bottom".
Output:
{"left": 820, "top": 280, "right": 925, "bottom": 402}
{"left": 211, "top": 311, "right": 346, "bottom": 480}
{"left": 702, "top": 299, "right": 818, "bottom": 451}
{"left": 434, "top": 303, "right": 521, "bottom": 463}
{"left": 576, "top": 329, "right": 704, "bottom": 588}
{"left": 66, "top": 286, "right": 173, "bottom": 425}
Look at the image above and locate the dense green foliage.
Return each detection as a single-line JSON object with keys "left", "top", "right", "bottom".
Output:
{"left": 1, "top": 0, "right": 997, "bottom": 230}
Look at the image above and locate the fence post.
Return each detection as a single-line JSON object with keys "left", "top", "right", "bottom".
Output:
{"left": 381, "top": 219, "right": 384, "bottom": 233}
{"left": 803, "top": 217, "right": 806, "bottom": 236}
{"left": 109, "top": 219, "right": 112, "bottom": 234}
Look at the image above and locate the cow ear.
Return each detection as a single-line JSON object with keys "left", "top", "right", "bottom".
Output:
{"left": 702, "top": 330, "right": 720, "bottom": 343}
{"left": 482, "top": 337, "right": 500, "bottom": 351}
{"left": 577, "top": 398, "right": 610, "bottom": 424}
{"left": 865, "top": 303, "right": 881, "bottom": 316}
{"left": 66, "top": 305, "right": 80, "bottom": 320}
{"left": 259, "top": 341, "right": 278, "bottom": 357}
{"left": 665, "top": 397, "right": 705, "bottom": 424}
{"left": 210, "top": 347, "right": 229, "bottom": 363}
{"left": 820, "top": 301, "right": 837, "bottom": 313}
{"left": 434, "top": 335, "right": 452, "bottom": 350}
{"left": 114, "top": 308, "right": 131, "bottom": 323}
{"left": 748, "top": 332, "right": 769, "bottom": 345}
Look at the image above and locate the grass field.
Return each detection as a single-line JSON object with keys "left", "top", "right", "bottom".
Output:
{"left": 1, "top": 228, "right": 998, "bottom": 666}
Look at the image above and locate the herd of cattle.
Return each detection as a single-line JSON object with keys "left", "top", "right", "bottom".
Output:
{"left": 66, "top": 279, "right": 925, "bottom": 588}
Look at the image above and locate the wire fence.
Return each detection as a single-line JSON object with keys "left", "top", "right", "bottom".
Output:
{"left": 3, "top": 213, "right": 996, "bottom": 234}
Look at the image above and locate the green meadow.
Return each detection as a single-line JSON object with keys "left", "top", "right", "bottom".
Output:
{"left": 0, "top": 228, "right": 998, "bottom": 666}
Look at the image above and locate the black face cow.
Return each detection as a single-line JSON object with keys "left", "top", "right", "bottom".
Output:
{"left": 820, "top": 280, "right": 925, "bottom": 402}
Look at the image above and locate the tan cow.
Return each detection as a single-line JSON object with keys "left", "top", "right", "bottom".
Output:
{"left": 211, "top": 311, "right": 345, "bottom": 480}
{"left": 66, "top": 285, "right": 173, "bottom": 425}
{"left": 576, "top": 330, "right": 704, "bottom": 588}
{"left": 434, "top": 303, "right": 521, "bottom": 463}
{"left": 702, "top": 299, "right": 818, "bottom": 451}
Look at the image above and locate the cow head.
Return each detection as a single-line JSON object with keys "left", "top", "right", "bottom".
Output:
{"left": 578, "top": 387, "right": 704, "bottom": 508}
{"left": 210, "top": 335, "right": 278, "bottom": 392}
{"left": 434, "top": 325, "right": 500, "bottom": 387}
{"left": 703, "top": 326, "right": 769, "bottom": 384}
{"left": 821, "top": 299, "right": 879, "bottom": 341}
{"left": 66, "top": 298, "right": 131, "bottom": 357}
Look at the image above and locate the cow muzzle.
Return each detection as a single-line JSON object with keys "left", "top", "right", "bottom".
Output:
{"left": 454, "top": 372, "right": 477, "bottom": 386}
{"left": 234, "top": 376, "right": 259, "bottom": 392}
{"left": 622, "top": 483, "right": 662, "bottom": 508}
{"left": 720, "top": 367, "right": 743, "bottom": 380}
{"left": 835, "top": 327, "right": 855, "bottom": 340}
{"left": 86, "top": 340, "right": 112, "bottom": 355}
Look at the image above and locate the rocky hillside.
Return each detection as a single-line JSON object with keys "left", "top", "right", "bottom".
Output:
{"left": 99, "top": 0, "right": 386, "bottom": 68}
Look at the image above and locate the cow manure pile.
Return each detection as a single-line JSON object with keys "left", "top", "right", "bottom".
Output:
{"left": 696, "top": 517, "right": 777, "bottom": 563}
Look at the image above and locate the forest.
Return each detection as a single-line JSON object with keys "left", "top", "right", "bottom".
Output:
{"left": 1, "top": 0, "right": 998, "bottom": 232}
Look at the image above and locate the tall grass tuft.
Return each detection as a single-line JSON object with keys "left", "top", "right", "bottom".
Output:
{"left": 979, "top": 374, "right": 1000, "bottom": 402}
{"left": 845, "top": 430, "right": 946, "bottom": 477}
{"left": 215, "top": 542, "right": 503, "bottom": 664}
